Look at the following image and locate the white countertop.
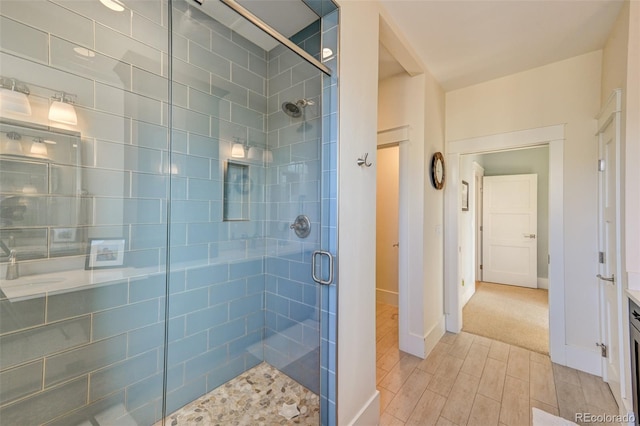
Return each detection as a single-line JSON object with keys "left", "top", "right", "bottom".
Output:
{"left": 626, "top": 289, "right": 640, "bottom": 307}
{"left": 0, "top": 266, "right": 162, "bottom": 301}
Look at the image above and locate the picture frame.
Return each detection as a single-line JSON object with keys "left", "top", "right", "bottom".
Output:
{"left": 85, "top": 238, "right": 126, "bottom": 270}
{"left": 52, "top": 228, "right": 77, "bottom": 243}
{"left": 461, "top": 180, "right": 469, "bottom": 211}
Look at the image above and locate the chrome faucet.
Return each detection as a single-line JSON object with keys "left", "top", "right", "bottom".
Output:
{"left": 6, "top": 249, "right": 19, "bottom": 280}
{"left": 1, "top": 239, "right": 19, "bottom": 280}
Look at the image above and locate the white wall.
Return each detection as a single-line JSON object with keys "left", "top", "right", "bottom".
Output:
{"left": 446, "top": 51, "right": 603, "bottom": 365}
{"left": 626, "top": 0, "right": 640, "bottom": 290}
{"left": 378, "top": 68, "right": 446, "bottom": 357}
{"left": 336, "top": 1, "right": 381, "bottom": 424}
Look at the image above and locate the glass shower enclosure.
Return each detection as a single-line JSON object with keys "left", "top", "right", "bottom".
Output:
{"left": 0, "top": 0, "right": 338, "bottom": 424}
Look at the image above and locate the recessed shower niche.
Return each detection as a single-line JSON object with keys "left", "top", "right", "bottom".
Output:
{"left": 223, "top": 161, "right": 251, "bottom": 221}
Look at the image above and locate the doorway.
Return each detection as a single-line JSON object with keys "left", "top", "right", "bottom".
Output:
{"left": 376, "top": 144, "right": 400, "bottom": 306}
{"left": 444, "top": 124, "right": 566, "bottom": 363}
{"left": 459, "top": 147, "right": 550, "bottom": 353}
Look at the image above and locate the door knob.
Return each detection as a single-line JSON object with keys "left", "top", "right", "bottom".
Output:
{"left": 597, "top": 274, "right": 615, "bottom": 283}
{"left": 392, "top": 243, "right": 399, "bottom": 247}
{"left": 523, "top": 234, "right": 536, "bottom": 239}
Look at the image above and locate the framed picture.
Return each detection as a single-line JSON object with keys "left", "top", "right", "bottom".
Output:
{"left": 461, "top": 180, "right": 469, "bottom": 211}
{"left": 85, "top": 238, "right": 126, "bottom": 270}
{"left": 52, "top": 228, "right": 77, "bottom": 243}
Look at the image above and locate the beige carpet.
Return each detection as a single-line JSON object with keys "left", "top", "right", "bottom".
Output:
{"left": 462, "top": 281, "right": 549, "bottom": 354}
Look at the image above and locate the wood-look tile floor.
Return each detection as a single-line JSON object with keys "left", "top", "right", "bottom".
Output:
{"left": 376, "top": 303, "right": 621, "bottom": 426}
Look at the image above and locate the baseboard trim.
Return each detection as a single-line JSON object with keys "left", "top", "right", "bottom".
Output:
{"left": 564, "top": 344, "right": 601, "bottom": 376}
{"left": 376, "top": 288, "right": 398, "bottom": 306}
{"left": 424, "top": 315, "right": 446, "bottom": 357}
{"left": 400, "top": 316, "right": 445, "bottom": 359}
{"left": 537, "top": 277, "right": 549, "bottom": 289}
{"left": 347, "top": 390, "right": 380, "bottom": 426}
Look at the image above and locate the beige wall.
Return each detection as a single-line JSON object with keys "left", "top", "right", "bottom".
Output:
{"left": 446, "top": 51, "right": 603, "bottom": 352}
{"left": 376, "top": 145, "right": 399, "bottom": 304}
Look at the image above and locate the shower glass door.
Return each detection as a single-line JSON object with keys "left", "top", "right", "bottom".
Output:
{"left": 163, "top": 0, "right": 336, "bottom": 423}
{"left": 0, "top": 0, "right": 171, "bottom": 424}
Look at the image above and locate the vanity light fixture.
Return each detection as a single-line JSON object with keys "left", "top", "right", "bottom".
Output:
{"left": 100, "top": 0, "right": 125, "bottom": 12}
{"left": 231, "top": 142, "right": 245, "bottom": 158}
{"left": 4, "top": 131, "right": 23, "bottom": 155}
{"left": 0, "top": 77, "right": 32, "bottom": 116}
{"left": 30, "top": 137, "right": 48, "bottom": 157}
{"left": 48, "top": 92, "right": 78, "bottom": 125}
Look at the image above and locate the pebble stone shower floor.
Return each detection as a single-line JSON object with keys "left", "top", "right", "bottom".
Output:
{"left": 159, "top": 362, "right": 320, "bottom": 425}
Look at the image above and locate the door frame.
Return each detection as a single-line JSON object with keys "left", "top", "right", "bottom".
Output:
{"left": 596, "top": 88, "right": 626, "bottom": 407}
{"left": 473, "top": 162, "right": 484, "bottom": 284}
{"left": 375, "top": 143, "right": 400, "bottom": 306}
{"left": 444, "top": 124, "right": 567, "bottom": 364}
{"left": 377, "top": 125, "right": 410, "bottom": 351}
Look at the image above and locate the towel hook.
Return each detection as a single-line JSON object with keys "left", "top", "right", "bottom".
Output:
{"left": 357, "top": 153, "right": 372, "bottom": 167}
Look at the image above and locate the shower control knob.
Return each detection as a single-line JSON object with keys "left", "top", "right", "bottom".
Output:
{"left": 290, "top": 215, "right": 311, "bottom": 238}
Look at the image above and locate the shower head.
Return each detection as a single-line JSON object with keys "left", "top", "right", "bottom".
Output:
{"left": 281, "top": 99, "right": 314, "bottom": 118}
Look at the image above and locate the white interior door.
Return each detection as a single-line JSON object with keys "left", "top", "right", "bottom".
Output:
{"left": 482, "top": 174, "right": 538, "bottom": 288}
{"left": 376, "top": 145, "right": 399, "bottom": 306}
{"left": 597, "top": 90, "right": 623, "bottom": 407}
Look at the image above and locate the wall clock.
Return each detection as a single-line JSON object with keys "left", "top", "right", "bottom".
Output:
{"left": 431, "top": 152, "right": 445, "bottom": 190}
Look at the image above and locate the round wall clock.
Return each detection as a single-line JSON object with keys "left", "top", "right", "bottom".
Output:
{"left": 431, "top": 152, "right": 445, "bottom": 190}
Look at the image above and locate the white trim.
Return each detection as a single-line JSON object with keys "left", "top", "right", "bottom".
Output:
{"left": 377, "top": 125, "right": 409, "bottom": 146}
{"left": 444, "top": 126, "right": 565, "bottom": 368}
{"left": 400, "top": 315, "right": 446, "bottom": 358}
{"left": 424, "top": 315, "right": 446, "bottom": 355}
{"left": 473, "top": 162, "right": 485, "bottom": 284}
{"left": 537, "top": 278, "right": 549, "bottom": 289}
{"left": 448, "top": 125, "right": 565, "bottom": 154}
{"left": 347, "top": 391, "right": 380, "bottom": 426}
{"left": 548, "top": 139, "right": 566, "bottom": 365}
{"left": 377, "top": 127, "right": 418, "bottom": 358}
{"left": 376, "top": 288, "right": 398, "bottom": 306}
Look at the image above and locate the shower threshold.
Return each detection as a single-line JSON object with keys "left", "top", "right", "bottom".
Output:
{"left": 160, "top": 362, "right": 320, "bottom": 425}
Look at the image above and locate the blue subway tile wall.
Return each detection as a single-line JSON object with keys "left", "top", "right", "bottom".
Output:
{"left": 0, "top": 0, "right": 338, "bottom": 425}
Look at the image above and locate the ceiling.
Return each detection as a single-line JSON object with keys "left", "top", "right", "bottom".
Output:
{"left": 378, "top": 0, "right": 624, "bottom": 90}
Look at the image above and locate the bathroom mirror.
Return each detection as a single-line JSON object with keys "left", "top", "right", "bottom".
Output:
{"left": 0, "top": 119, "right": 86, "bottom": 261}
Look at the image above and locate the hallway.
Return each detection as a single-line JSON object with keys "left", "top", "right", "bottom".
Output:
{"left": 376, "top": 303, "right": 619, "bottom": 425}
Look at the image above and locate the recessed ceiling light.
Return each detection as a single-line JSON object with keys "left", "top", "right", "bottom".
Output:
{"left": 100, "top": 0, "right": 125, "bottom": 12}
{"left": 73, "top": 47, "right": 96, "bottom": 58}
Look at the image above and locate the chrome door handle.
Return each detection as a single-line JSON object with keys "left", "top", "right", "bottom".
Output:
{"left": 523, "top": 234, "right": 536, "bottom": 239}
{"left": 597, "top": 274, "right": 615, "bottom": 283}
{"left": 312, "top": 250, "right": 334, "bottom": 285}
